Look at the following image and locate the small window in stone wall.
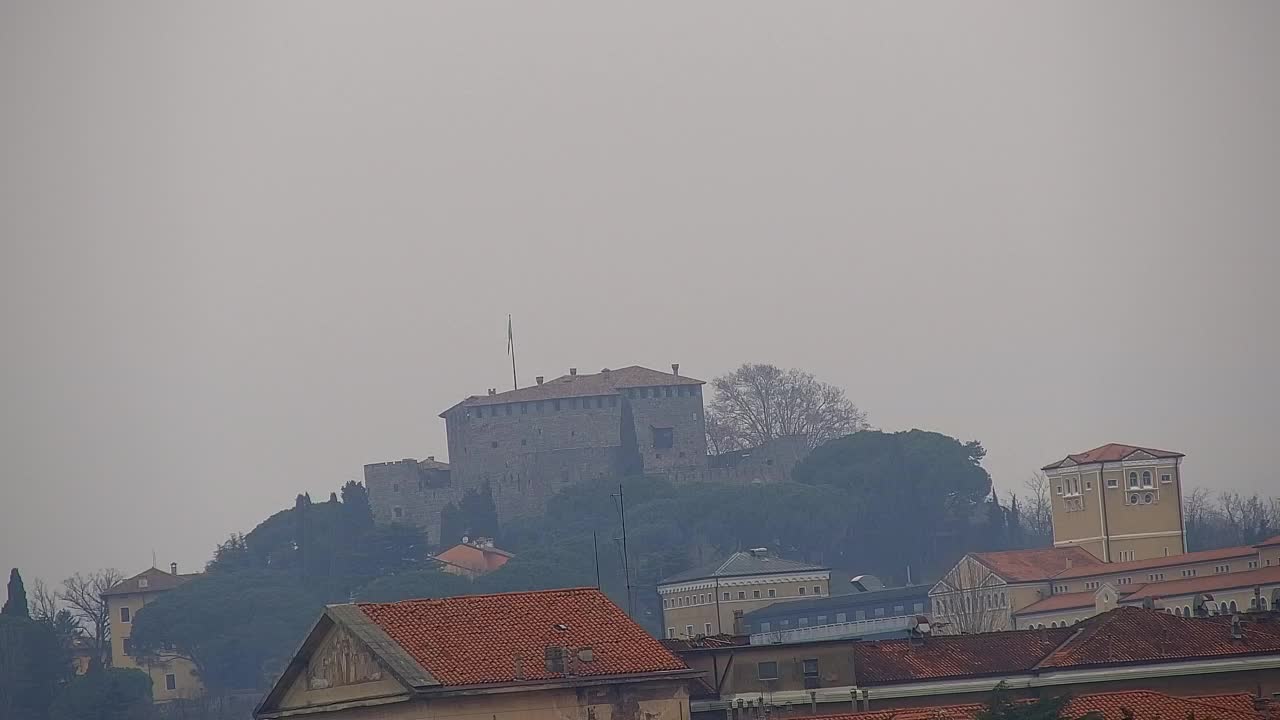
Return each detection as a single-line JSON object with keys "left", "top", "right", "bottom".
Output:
{"left": 653, "top": 427, "right": 674, "bottom": 449}
{"left": 757, "top": 661, "right": 779, "bottom": 680}
{"left": 665, "top": 387, "right": 673, "bottom": 397}
{"left": 490, "top": 441, "right": 498, "bottom": 448}
{"left": 393, "top": 507, "right": 403, "bottom": 519}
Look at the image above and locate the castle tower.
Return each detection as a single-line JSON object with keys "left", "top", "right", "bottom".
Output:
{"left": 1041, "top": 443, "right": 1186, "bottom": 563}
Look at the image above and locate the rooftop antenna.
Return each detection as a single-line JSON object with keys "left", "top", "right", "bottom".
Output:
{"left": 593, "top": 531, "right": 601, "bottom": 589}
{"left": 507, "top": 315, "right": 518, "bottom": 390}
{"left": 151, "top": 549, "right": 157, "bottom": 569}
{"left": 611, "top": 484, "right": 633, "bottom": 617}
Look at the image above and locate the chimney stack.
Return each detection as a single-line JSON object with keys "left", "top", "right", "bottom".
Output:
{"left": 536, "top": 376, "right": 544, "bottom": 385}
{"left": 671, "top": 363, "right": 680, "bottom": 376}
{"left": 170, "top": 562, "right": 178, "bottom": 575}
{"left": 427, "top": 455, "right": 435, "bottom": 461}
{"left": 488, "top": 388, "right": 496, "bottom": 396}
{"left": 569, "top": 368, "right": 578, "bottom": 377}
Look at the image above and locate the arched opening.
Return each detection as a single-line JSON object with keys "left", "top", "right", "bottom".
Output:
{"left": 1184, "top": 605, "right": 1191, "bottom": 616}
{"left": 1141, "top": 470, "right": 1152, "bottom": 486}
{"left": 1229, "top": 600, "right": 1238, "bottom": 613}
{"left": 1128, "top": 472, "right": 1139, "bottom": 488}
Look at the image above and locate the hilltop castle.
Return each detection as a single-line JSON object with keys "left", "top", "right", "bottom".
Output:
{"left": 365, "top": 364, "right": 807, "bottom": 543}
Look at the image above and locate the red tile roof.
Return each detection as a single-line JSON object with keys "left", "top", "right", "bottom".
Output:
{"left": 1042, "top": 443, "right": 1183, "bottom": 471}
{"left": 793, "top": 691, "right": 1267, "bottom": 720}
{"left": 103, "top": 567, "right": 200, "bottom": 597}
{"left": 1016, "top": 590, "right": 1097, "bottom": 616}
{"left": 434, "top": 542, "right": 513, "bottom": 576}
{"left": 356, "top": 587, "right": 687, "bottom": 686}
{"left": 1036, "top": 606, "right": 1280, "bottom": 668}
{"left": 1054, "top": 544, "right": 1259, "bottom": 580}
{"left": 851, "top": 627, "right": 1075, "bottom": 684}
{"left": 971, "top": 547, "right": 1102, "bottom": 582}
{"left": 1119, "top": 564, "right": 1280, "bottom": 602}
{"left": 1256, "top": 535, "right": 1280, "bottom": 549}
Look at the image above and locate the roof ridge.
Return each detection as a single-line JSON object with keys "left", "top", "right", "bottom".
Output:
{"left": 353, "top": 585, "right": 600, "bottom": 607}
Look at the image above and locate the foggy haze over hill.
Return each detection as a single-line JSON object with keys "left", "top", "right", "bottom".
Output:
{"left": 2, "top": 1, "right": 1278, "bottom": 589}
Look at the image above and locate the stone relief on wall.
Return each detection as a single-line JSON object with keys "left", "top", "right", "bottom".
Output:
{"left": 307, "top": 625, "right": 383, "bottom": 690}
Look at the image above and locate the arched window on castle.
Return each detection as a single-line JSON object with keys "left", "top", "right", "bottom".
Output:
{"left": 1128, "top": 472, "right": 1139, "bottom": 489}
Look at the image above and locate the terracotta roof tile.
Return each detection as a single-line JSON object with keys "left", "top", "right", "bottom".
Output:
{"left": 442, "top": 365, "right": 703, "bottom": 414}
{"left": 1036, "top": 606, "right": 1280, "bottom": 668}
{"left": 1016, "top": 590, "right": 1098, "bottom": 616}
{"left": 660, "top": 551, "right": 829, "bottom": 584}
{"left": 794, "top": 691, "right": 1265, "bottom": 720}
{"left": 356, "top": 587, "right": 687, "bottom": 686}
{"left": 1054, "top": 544, "right": 1258, "bottom": 580}
{"left": 970, "top": 547, "right": 1102, "bottom": 582}
{"left": 1042, "top": 443, "right": 1184, "bottom": 471}
{"left": 1119, "top": 564, "right": 1280, "bottom": 602}
{"left": 1256, "top": 535, "right": 1280, "bottom": 549}
{"left": 103, "top": 567, "right": 199, "bottom": 597}
{"left": 851, "top": 627, "right": 1075, "bottom": 684}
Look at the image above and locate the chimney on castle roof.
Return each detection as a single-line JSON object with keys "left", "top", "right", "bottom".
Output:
{"left": 170, "top": 562, "right": 178, "bottom": 575}
{"left": 601, "top": 368, "right": 610, "bottom": 374}
{"left": 569, "top": 368, "right": 578, "bottom": 377}
{"left": 427, "top": 455, "right": 435, "bottom": 461}
{"left": 536, "top": 376, "right": 544, "bottom": 385}
{"left": 672, "top": 363, "right": 680, "bottom": 376}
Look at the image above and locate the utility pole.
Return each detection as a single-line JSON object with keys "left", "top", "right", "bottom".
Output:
{"left": 612, "top": 484, "right": 633, "bottom": 616}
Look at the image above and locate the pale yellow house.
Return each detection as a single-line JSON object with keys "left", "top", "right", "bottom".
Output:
{"left": 254, "top": 587, "right": 701, "bottom": 720}
{"left": 931, "top": 443, "right": 1280, "bottom": 633}
{"left": 1041, "top": 443, "right": 1186, "bottom": 563}
{"left": 104, "top": 565, "right": 204, "bottom": 702}
{"left": 656, "top": 549, "right": 830, "bottom": 639}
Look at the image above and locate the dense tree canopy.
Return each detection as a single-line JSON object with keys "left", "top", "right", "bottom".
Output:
{"left": 128, "top": 571, "right": 322, "bottom": 693}
{"left": 0, "top": 613, "right": 64, "bottom": 719}
{"left": 48, "top": 668, "right": 152, "bottom": 720}
{"left": 4, "top": 569, "right": 29, "bottom": 618}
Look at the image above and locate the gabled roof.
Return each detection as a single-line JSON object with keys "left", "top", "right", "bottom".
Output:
{"left": 851, "top": 627, "right": 1075, "bottom": 684}
{"left": 102, "top": 567, "right": 200, "bottom": 597}
{"left": 356, "top": 587, "right": 689, "bottom": 686}
{"left": 659, "top": 552, "right": 829, "bottom": 585}
{"left": 1015, "top": 590, "right": 1098, "bottom": 616}
{"left": 791, "top": 691, "right": 1269, "bottom": 720}
{"left": 1118, "top": 564, "right": 1280, "bottom": 602}
{"left": 1054, "top": 544, "right": 1259, "bottom": 580}
{"left": 969, "top": 547, "right": 1102, "bottom": 582}
{"left": 433, "top": 542, "right": 514, "bottom": 575}
{"left": 442, "top": 365, "right": 703, "bottom": 414}
{"left": 1036, "top": 606, "right": 1280, "bottom": 668}
{"left": 1256, "top": 535, "right": 1280, "bottom": 549}
{"left": 1042, "top": 443, "right": 1183, "bottom": 471}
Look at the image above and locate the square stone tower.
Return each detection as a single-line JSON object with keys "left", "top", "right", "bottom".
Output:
{"left": 1041, "top": 443, "right": 1186, "bottom": 563}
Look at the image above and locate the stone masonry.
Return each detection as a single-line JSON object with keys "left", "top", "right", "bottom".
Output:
{"left": 366, "top": 364, "right": 807, "bottom": 544}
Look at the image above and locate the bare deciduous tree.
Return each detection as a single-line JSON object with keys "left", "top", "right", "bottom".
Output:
{"left": 28, "top": 577, "right": 61, "bottom": 623}
{"left": 930, "top": 555, "right": 1011, "bottom": 634}
{"left": 1006, "top": 473, "right": 1053, "bottom": 547}
{"left": 706, "top": 363, "right": 868, "bottom": 452}
{"left": 59, "top": 568, "right": 122, "bottom": 667}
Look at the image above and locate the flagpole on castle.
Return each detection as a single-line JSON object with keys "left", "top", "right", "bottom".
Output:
{"left": 507, "top": 315, "right": 518, "bottom": 390}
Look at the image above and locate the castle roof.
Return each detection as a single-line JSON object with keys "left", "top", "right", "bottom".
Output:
{"left": 1042, "top": 443, "right": 1183, "bottom": 471}
{"left": 440, "top": 365, "right": 703, "bottom": 415}
{"left": 1053, "top": 544, "right": 1258, "bottom": 580}
{"left": 968, "top": 547, "right": 1102, "bottom": 582}
{"left": 659, "top": 550, "right": 829, "bottom": 585}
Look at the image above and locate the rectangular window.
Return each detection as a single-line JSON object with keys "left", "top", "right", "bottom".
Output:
{"left": 705, "top": 623, "right": 713, "bottom": 635}
{"left": 874, "top": 607, "right": 885, "bottom": 617}
{"left": 1086, "top": 481, "right": 1093, "bottom": 490}
{"left": 120, "top": 606, "right": 131, "bottom": 623}
{"left": 738, "top": 591, "right": 745, "bottom": 600}
{"left": 758, "top": 661, "right": 779, "bottom": 681}
{"left": 723, "top": 592, "right": 730, "bottom": 601}
{"left": 1107, "top": 477, "right": 1118, "bottom": 488}
{"left": 392, "top": 507, "right": 403, "bottom": 519}
{"left": 685, "top": 625, "right": 694, "bottom": 637}
{"left": 122, "top": 638, "right": 132, "bottom": 656}
{"left": 779, "top": 619, "right": 790, "bottom": 628}
{"left": 165, "top": 674, "right": 177, "bottom": 691}
{"left": 836, "top": 613, "right": 846, "bottom": 623}
{"left": 1215, "top": 564, "right": 1230, "bottom": 573}
{"left": 653, "top": 427, "right": 674, "bottom": 449}
{"left": 855, "top": 610, "right": 865, "bottom": 620}
{"left": 1183, "top": 569, "right": 1197, "bottom": 577}
{"left": 665, "top": 387, "right": 673, "bottom": 397}
{"left": 914, "top": 603, "right": 924, "bottom": 614}
{"left": 768, "top": 588, "right": 776, "bottom": 598}
{"left": 1056, "top": 485, "right": 1063, "bottom": 495}
{"left": 753, "top": 590, "right": 761, "bottom": 599}
{"left": 760, "top": 621, "right": 771, "bottom": 632}
{"left": 817, "top": 615, "right": 827, "bottom": 624}
{"left": 813, "top": 585, "right": 822, "bottom": 595}
{"left": 667, "top": 628, "right": 675, "bottom": 639}
{"left": 798, "top": 587, "right": 806, "bottom": 596}
{"left": 1249, "top": 560, "right": 1260, "bottom": 569}
{"left": 894, "top": 604, "right": 905, "bottom": 614}
{"left": 1161, "top": 474, "right": 1172, "bottom": 484}
{"left": 798, "top": 617, "right": 809, "bottom": 627}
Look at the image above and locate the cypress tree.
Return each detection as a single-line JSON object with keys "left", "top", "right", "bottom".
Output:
{"left": 2, "top": 568, "right": 29, "bottom": 618}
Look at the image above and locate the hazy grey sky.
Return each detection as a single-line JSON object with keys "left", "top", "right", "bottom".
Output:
{"left": 3, "top": 2, "right": 1278, "bottom": 587}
